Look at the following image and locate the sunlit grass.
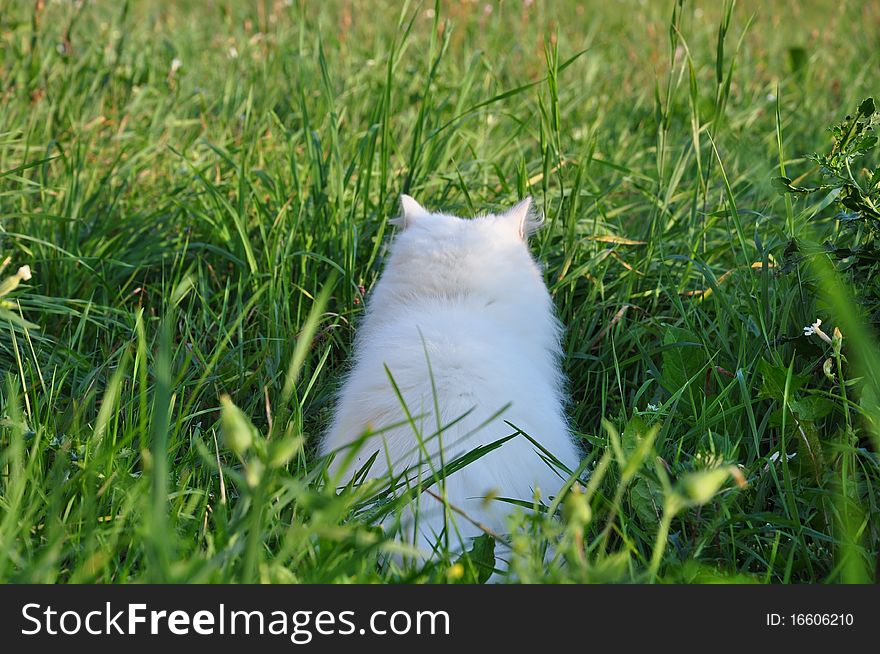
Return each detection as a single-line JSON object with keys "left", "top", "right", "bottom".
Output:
{"left": 0, "top": 0, "right": 877, "bottom": 583}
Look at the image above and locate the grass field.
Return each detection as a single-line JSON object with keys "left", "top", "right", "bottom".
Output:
{"left": 1, "top": 0, "right": 878, "bottom": 583}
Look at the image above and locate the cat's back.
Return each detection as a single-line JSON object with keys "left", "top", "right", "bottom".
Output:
{"left": 360, "top": 295, "right": 554, "bottom": 393}
{"left": 324, "top": 295, "right": 564, "bottom": 465}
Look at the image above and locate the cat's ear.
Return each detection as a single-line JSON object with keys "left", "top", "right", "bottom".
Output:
{"left": 390, "top": 194, "right": 429, "bottom": 229}
{"left": 501, "top": 196, "right": 542, "bottom": 240}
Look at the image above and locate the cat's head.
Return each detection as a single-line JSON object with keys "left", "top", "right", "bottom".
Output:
{"left": 376, "top": 195, "right": 551, "bottom": 309}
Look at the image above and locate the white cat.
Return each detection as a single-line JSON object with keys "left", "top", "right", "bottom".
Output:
{"left": 322, "top": 195, "right": 581, "bottom": 560}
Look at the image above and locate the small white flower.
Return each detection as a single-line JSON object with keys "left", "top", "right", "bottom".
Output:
{"left": 764, "top": 451, "right": 796, "bottom": 472}
{"left": 170, "top": 57, "right": 182, "bottom": 73}
{"left": 804, "top": 318, "right": 833, "bottom": 344}
{"left": 803, "top": 318, "right": 821, "bottom": 336}
{"left": 647, "top": 403, "right": 658, "bottom": 412}
{"left": 228, "top": 46, "right": 239, "bottom": 59}
{"left": 17, "top": 265, "right": 32, "bottom": 281}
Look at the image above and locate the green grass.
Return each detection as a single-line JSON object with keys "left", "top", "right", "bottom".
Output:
{"left": 0, "top": 0, "right": 878, "bottom": 583}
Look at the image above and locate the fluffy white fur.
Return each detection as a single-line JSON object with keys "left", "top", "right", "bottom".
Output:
{"left": 322, "top": 195, "right": 580, "bottom": 555}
